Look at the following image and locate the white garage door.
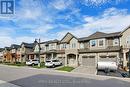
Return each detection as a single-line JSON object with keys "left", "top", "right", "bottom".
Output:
{"left": 82, "top": 56, "right": 95, "bottom": 66}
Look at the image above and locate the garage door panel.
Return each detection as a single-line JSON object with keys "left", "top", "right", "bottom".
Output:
{"left": 82, "top": 56, "right": 95, "bottom": 66}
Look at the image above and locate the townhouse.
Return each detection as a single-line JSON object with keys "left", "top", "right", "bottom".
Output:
{"left": 1, "top": 25, "right": 130, "bottom": 69}
{"left": 31, "top": 26, "right": 130, "bottom": 69}
{"left": 0, "top": 48, "right": 4, "bottom": 62}
{"left": 28, "top": 39, "right": 60, "bottom": 63}
{"left": 78, "top": 32, "right": 121, "bottom": 67}
{"left": 2, "top": 42, "right": 36, "bottom": 63}
{"left": 120, "top": 26, "right": 130, "bottom": 68}
{"left": 10, "top": 44, "right": 21, "bottom": 62}
{"left": 20, "top": 42, "right": 36, "bottom": 62}
{"left": 3, "top": 47, "right": 12, "bottom": 62}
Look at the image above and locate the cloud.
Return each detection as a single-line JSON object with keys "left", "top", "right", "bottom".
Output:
{"left": 16, "top": 0, "right": 42, "bottom": 20}
{"left": 31, "top": 24, "right": 54, "bottom": 34}
{"left": 57, "top": 7, "right": 130, "bottom": 39}
{"left": 83, "top": 0, "right": 126, "bottom": 7}
{"left": 50, "top": 0, "right": 73, "bottom": 10}
{"left": 0, "top": 28, "right": 15, "bottom": 36}
{"left": 0, "top": 36, "right": 14, "bottom": 47}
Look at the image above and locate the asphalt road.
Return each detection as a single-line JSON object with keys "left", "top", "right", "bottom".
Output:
{"left": 97, "top": 69, "right": 129, "bottom": 77}
{"left": 0, "top": 65, "right": 130, "bottom": 87}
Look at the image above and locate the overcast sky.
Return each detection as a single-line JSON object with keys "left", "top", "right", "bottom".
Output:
{"left": 0, "top": 0, "right": 130, "bottom": 47}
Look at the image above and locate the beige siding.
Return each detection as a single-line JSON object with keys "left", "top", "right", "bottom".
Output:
{"left": 121, "top": 27, "right": 130, "bottom": 47}
{"left": 107, "top": 38, "right": 113, "bottom": 46}
{"left": 69, "top": 38, "right": 79, "bottom": 49}
{"left": 90, "top": 38, "right": 106, "bottom": 50}
{"left": 61, "top": 33, "right": 73, "bottom": 43}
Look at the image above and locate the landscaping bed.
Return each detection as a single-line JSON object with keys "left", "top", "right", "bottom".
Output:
{"left": 56, "top": 66, "right": 75, "bottom": 72}
{"left": 2, "top": 62, "right": 26, "bottom": 67}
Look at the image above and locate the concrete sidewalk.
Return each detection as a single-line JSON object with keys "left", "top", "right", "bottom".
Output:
{"left": 0, "top": 80, "right": 20, "bottom": 87}
{"left": 72, "top": 66, "right": 97, "bottom": 75}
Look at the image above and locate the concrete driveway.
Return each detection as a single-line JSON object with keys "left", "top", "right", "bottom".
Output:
{"left": 0, "top": 65, "right": 130, "bottom": 87}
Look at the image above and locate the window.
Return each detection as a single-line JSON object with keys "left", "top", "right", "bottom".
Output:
{"left": 90, "top": 40, "right": 96, "bottom": 47}
{"left": 63, "top": 44, "right": 66, "bottom": 48}
{"left": 113, "top": 38, "right": 119, "bottom": 45}
{"left": 50, "top": 44, "right": 55, "bottom": 49}
{"left": 127, "top": 37, "right": 130, "bottom": 44}
{"left": 98, "top": 39, "right": 105, "bottom": 47}
{"left": 72, "top": 43, "right": 76, "bottom": 48}
{"left": 80, "top": 43, "right": 84, "bottom": 49}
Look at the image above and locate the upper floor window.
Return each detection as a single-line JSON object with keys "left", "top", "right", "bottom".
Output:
{"left": 98, "top": 39, "right": 105, "bottom": 47}
{"left": 22, "top": 47, "right": 24, "bottom": 51}
{"left": 51, "top": 44, "right": 55, "bottom": 49}
{"left": 63, "top": 44, "right": 66, "bottom": 48}
{"left": 90, "top": 40, "right": 96, "bottom": 47}
{"left": 113, "top": 38, "right": 119, "bottom": 46}
{"left": 80, "top": 43, "right": 84, "bottom": 49}
{"left": 127, "top": 37, "right": 130, "bottom": 44}
{"left": 72, "top": 43, "right": 76, "bottom": 48}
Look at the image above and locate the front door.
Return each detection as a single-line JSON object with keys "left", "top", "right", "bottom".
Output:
{"left": 67, "top": 54, "right": 76, "bottom": 66}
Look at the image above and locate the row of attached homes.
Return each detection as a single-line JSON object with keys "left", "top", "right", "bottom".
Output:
{"left": 0, "top": 26, "right": 130, "bottom": 69}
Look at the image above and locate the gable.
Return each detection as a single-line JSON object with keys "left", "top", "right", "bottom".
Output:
{"left": 34, "top": 44, "right": 39, "bottom": 52}
{"left": 61, "top": 33, "right": 75, "bottom": 43}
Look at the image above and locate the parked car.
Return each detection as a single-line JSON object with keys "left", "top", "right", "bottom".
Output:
{"left": 26, "top": 59, "right": 39, "bottom": 66}
{"left": 121, "top": 73, "right": 128, "bottom": 78}
{"left": 97, "top": 62, "right": 118, "bottom": 71}
{"left": 45, "top": 59, "right": 62, "bottom": 68}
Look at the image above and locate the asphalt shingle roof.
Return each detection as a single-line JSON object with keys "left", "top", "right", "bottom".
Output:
{"left": 21, "top": 42, "right": 36, "bottom": 48}
{"left": 79, "top": 31, "right": 121, "bottom": 41}
{"left": 11, "top": 44, "right": 20, "bottom": 49}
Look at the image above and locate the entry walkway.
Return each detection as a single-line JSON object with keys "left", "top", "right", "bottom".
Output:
{"left": 72, "top": 66, "right": 97, "bottom": 75}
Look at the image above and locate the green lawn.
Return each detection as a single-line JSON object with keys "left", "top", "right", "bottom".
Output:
{"left": 56, "top": 66, "right": 75, "bottom": 72}
{"left": 3, "top": 62, "right": 26, "bottom": 67}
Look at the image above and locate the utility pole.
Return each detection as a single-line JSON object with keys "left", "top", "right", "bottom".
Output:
{"left": 36, "top": 38, "right": 41, "bottom": 67}
{"left": 128, "top": 49, "right": 130, "bottom": 78}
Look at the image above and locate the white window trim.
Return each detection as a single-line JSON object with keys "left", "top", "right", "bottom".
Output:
{"left": 113, "top": 38, "right": 119, "bottom": 46}
{"left": 80, "top": 43, "right": 84, "bottom": 49}
{"left": 98, "top": 39, "right": 105, "bottom": 47}
{"left": 90, "top": 40, "right": 97, "bottom": 47}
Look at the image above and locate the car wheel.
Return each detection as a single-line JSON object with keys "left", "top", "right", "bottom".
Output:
{"left": 52, "top": 64, "right": 55, "bottom": 68}
{"left": 32, "top": 63, "right": 35, "bottom": 66}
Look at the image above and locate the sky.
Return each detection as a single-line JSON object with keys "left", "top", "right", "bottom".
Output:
{"left": 0, "top": 0, "right": 130, "bottom": 47}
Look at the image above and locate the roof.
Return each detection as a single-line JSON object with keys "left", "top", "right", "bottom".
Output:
{"left": 0, "top": 48, "right": 4, "bottom": 52}
{"left": 11, "top": 44, "right": 20, "bottom": 49}
{"left": 79, "top": 31, "right": 121, "bottom": 41}
{"left": 60, "top": 32, "right": 78, "bottom": 43}
{"left": 40, "top": 39, "right": 59, "bottom": 45}
{"left": 21, "top": 42, "right": 35, "bottom": 48}
{"left": 4, "top": 47, "right": 11, "bottom": 51}
{"left": 79, "top": 46, "right": 121, "bottom": 53}
{"left": 120, "top": 25, "right": 130, "bottom": 35}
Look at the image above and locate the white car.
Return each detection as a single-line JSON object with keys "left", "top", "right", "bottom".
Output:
{"left": 97, "top": 61, "right": 118, "bottom": 71}
{"left": 26, "top": 59, "right": 39, "bottom": 66}
{"left": 45, "top": 59, "right": 62, "bottom": 68}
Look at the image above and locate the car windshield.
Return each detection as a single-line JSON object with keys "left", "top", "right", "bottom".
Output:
{"left": 32, "top": 60, "right": 38, "bottom": 61}
{"left": 52, "top": 60, "right": 59, "bottom": 62}
{"left": 46, "top": 61, "right": 51, "bottom": 62}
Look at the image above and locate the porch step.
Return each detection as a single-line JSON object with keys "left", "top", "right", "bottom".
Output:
{"left": 72, "top": 66, "right": 97, "bottom": 75}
